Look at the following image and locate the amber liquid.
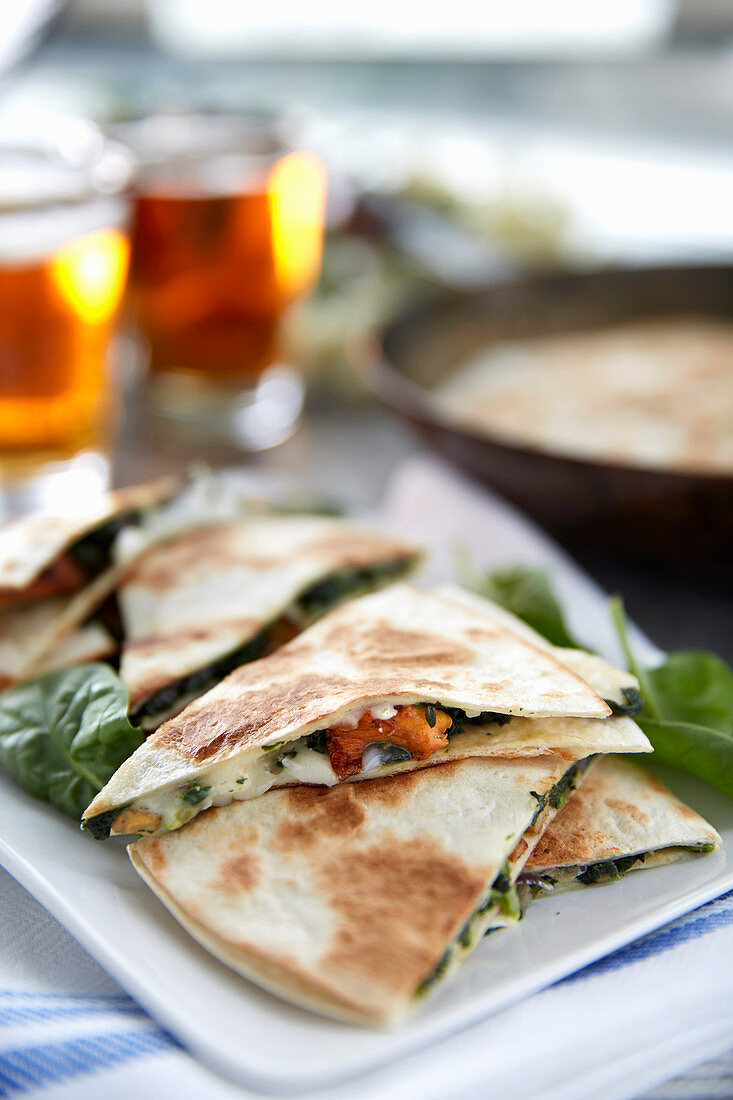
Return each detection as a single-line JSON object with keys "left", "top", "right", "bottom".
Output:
{"left": 129, "top": 151, "right": 325, "bottom": 382}
{"left": 0, "top": 226, "right": 130, "bottom": 455}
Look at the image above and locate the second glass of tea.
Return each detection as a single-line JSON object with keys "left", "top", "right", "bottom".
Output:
{"left": 118, "top": 112, "right": 326, "bottom": 449}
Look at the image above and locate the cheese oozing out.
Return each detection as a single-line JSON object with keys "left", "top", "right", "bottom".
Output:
{"left": 114, "top": 700, "right": 508, "bottom": 834}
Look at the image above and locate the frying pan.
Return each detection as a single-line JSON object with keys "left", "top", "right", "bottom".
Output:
{"left": 359, "top": 265, "right": 733, "bottom": 576}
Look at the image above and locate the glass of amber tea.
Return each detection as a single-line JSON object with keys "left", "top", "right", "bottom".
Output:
{"left": 115, "top": 112, "right": 326, "bottom": 450}
{"left": 0, "top": 135, "right": 131, "bottom": 514}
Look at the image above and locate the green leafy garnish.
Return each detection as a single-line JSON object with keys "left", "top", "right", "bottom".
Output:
{"left": 465, "top": 563, "right": 579, "bottom": 648}
{"left": 610, "top": 597, "right": 733, "bottom": 800}
{"left": 0, "top": 664, "right": 143, "bottom": 823}
{"left": 475, "top": 561, "right": 733, "bottom": 801}
{"left": 424, "top": 704, "right": 437, "bottom": 728}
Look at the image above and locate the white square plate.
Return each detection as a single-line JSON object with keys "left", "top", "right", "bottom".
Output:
{"left": 0, "top": 455, "right": 730, "bottom": 1094}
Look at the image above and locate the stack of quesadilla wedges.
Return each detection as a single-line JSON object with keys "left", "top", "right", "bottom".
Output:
{"left": 80, "top": 578, "right": 719, "bottom": 1027}
{"left": 85, "top": 583, "right": 650, "bottom": 837}
{"left": 130, "top": 755, "right": 595, "bottom": 1025}
{"left": 115, "top": 514, "right": 420, "bottom": 730}
{"left": 1, "top": 480, "right": 719, "bottom": 1026}
{"left": 0, "top": 478, "right": 175, "bottom": 687}
{"left": 128, "top": 745, "right": 720, "bottom": 1026}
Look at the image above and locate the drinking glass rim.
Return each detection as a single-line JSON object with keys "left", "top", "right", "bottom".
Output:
{"left": 107, "top": 108, "right": 291, "bottom": 172}
{"left": 0, "top": 137, "right": 134, "bottom": 215}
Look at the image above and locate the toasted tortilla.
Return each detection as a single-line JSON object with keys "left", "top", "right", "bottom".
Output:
{"left": 117, "top": 515, "right": 419, "bottom": 723}
{"left": 0, "top": 563, "right": 123, "bottom": 684}
{"left": 0, "top": 618, "right": 116, "bottom": 688}
{"left": 436, "top": 584, "right": 640, "bottom": 710}
{"left": 32, "top": 621, "right": 116, "bottom": 675}
{"left": 0, "top": 477, "right": 176, "bottom": 593}
{"left": 0, "top": 476, "right": 175, "bottom": 681}
{"left": 129, "top": 753, "right": 591, "bottom": 1026}
{"left": 85, "top": 585, "right": 652, "bottom": 838}
{"left": 521, "top": 756, "right": 721, "bottom": 894}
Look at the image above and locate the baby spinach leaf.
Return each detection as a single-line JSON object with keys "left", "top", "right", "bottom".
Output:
{"left": 466, "top": 563, "right": 580, "bottom": 648}
{"left": 472, "top": 564, "right": 733, "bottom": 801}
{"left": 610, "top": 597, "right": 733, "bottom": 800}
{"left": 0, "top": 663, "right": 144, "bottom": 822}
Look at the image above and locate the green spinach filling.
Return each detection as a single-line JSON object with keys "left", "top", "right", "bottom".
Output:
{"left": 439, "top": 707, "right": 512, "bottom": 738}
{"left": 529, "top": 757, "right": 594, "bottom": 826}
{"left": 604, "top": 687, "right": 643, "bottom": 718}
{"left": 130, "top": 557, "right": 413, "bottom": 726}
{"left": 414, "top": 949, "right": 452, "bottom": 1000}
{"left": 296, "top": 559, "right": 411, "bottom": 617}
{"left": 576, "top": 842, "right": 715, "bottom": 884}
{"left": 414, "top": 861, "right": 520, "bottom": 999}
{"left": 576, "top": 853, "right": 646, "bottom": 885}
{"left": 306, "top": 731, "right": 328, "bottom": 753}
{"left": 535, "top": 843, "right": 717, "bottom": 890}
{"left": 688, "top": 843, "right": 716, "bottom": 855}
{"left": 131, "top": 630, "right": 269, "bottom": 724}
{"left": 179, "top": 782, "right": 211, "bottom": 805}
{"left": 83, "top": 804, "right": 131, "bottom": 841}
{"left": 69, "top": 512, "right": 141, "bottom": 578}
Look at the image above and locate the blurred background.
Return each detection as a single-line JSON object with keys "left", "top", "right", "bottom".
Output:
{"left": 0, "top": 0, "right": 731, "bottom": 644}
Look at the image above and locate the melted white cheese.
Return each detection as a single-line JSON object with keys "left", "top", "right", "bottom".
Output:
{"left": 122, "top": 705, "right": 503, "bottom": 834}
{"left": 139, "top": 740, "right": 340, "bottom": 831}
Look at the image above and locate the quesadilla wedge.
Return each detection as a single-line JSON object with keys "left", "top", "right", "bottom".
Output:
{"left": 0, "top": 477, "right": 176, "bottom": 612}
{"left": 31, "top": 621, "right": 116, "bottom": 677}
{"left": 117, "top": 515, "right": 420, "bottom": 731}
{"left": 0, "top": 619, "right": 116, "bottom": 689}
{"left": 84, "top": 584, "right": 652, "bottom": 839}
{"left": 0, "top": 477, "right": 176, "bottom": 684}
{"left": 436, "top": 584, "right": 643, "bottom": 715}
{"left": 0, "top": 564, "right": 125, "bottom": 685}
{"left": 518, "top": 756, "right": 721, "bottom": 899}
{"left": 129, "top": 753, "right": 596, "bottom": 1026}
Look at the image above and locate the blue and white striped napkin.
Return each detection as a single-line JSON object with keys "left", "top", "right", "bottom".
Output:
{"left": 2, "top": 863, "right": 732, "bottom": 1100}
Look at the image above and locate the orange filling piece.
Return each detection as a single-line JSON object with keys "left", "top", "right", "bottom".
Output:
{"left": 326, "top": 704, "right": 452, "bottom": 781}
{"left": 0, "top": 555, "right": 88, "bottom": 612}
{"left": 265, "top": 615, "right": 301, "bottom": 651}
